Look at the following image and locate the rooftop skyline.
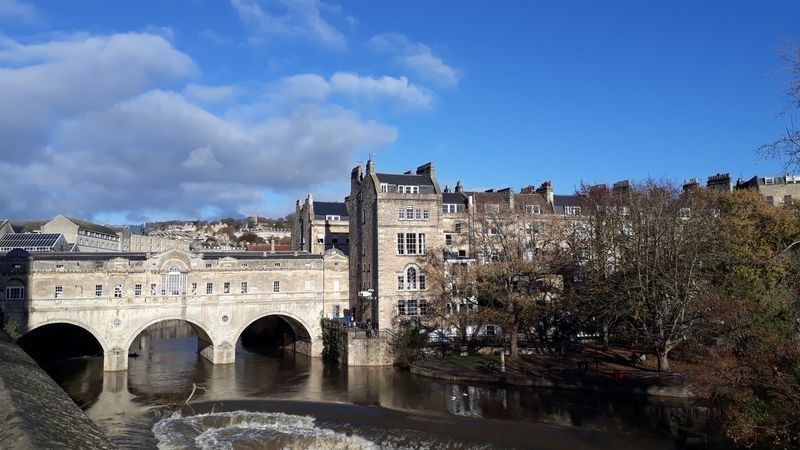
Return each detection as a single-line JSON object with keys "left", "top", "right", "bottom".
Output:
{"left": 1, "top": 1, "right": 798, "bottom": 222}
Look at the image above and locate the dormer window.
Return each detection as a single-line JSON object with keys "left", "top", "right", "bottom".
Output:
{"left": 380, "top": 183, "right": 388, "bottom": 193}
{"left": 397, "top": 185, "right": 419, "bottom": 194}
{"left": 325, "top": 215, "right": 340, "bottom": 221}
{"left": 564, "top": 206, "right": 581, "bottom": 216}
{"left": 764, "top": 177, "right": 775, "bottom": 185}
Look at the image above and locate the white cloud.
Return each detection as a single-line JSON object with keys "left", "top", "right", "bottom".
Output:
{"left": 0, "top": 0, "right": 40, "bottom": 24}
{"left": 183, "top": 83, "right": 238, "bottom": 103}
{"left": 230, "top": 0, "right": 347, "bottom": 50}
{"left": 269, "top": 72, "right": 432, "bottom": 109}
{"left": 370, "top": 33, "right": 460, "bottom": 87}
{"left": 0, "top": 32, "right": 195, "bottom": 161}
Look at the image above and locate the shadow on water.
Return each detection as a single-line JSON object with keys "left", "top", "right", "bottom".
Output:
{"left": 39, "top": 321, "right": 723, "bottom": 448}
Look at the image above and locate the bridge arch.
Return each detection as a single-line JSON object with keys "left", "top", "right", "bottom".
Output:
{"left": 26, "top": 318, "right": 109, "bottom": 352}
{"left": 124, "top": 317, "right": 217, "bottom": 352}
{"left": 19, "top": 320, "right": 108, "bottom": 369}
{"left": 235, "top": 312, "right": 313, "bottom": 343}
{"left": 234, "top": 312, "right": 315, "bottom": 356}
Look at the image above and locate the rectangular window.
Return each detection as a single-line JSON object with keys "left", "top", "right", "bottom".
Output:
{"left": 419, "top": 233, "right": 426, "bottom": 254}
{"left": 224, "top": 282, "right": 230, "bottom": 294}
{"left": 273, "top": 281, "right": 281, "bottom": 293}
{"left": 304, "top": 280, "right": 314, "bottom": 291}
{"left": 54, "top": 285, "right": 63, "bottom": 299}
{"left": 785, "top": 194, "right": 793, "bottom": 204}
{"left": 114, "top": 284, "right": 122, "bottom": 298}
{"left": 486, "top": 325, "right": 496, "bottom": 336}
{"left": 398, "top": 300, "right": 406, "bottom": 315}
{"left": 564, "top": 206, "right": 581, "bottom": 216}
{"left": 95, "top": 285, "right": 103, "bottom": 297}
{"left": 766, "top": 195, "right": 774, "bottom": 205}
{"left": 423, "top": 209, "right": 429, "bottom": 220}
{"left": 406, "top": 207, "right": 414, "bottom": 220}
{"left": 398, "top": 209, "right": 404, "bottom": 220}
{"left": 765, "top": 176, "right": 775, "bottom": 185}
{"left": 150, "top": 283, "right": 156, "bottom": 295}
{"left": 445, "top": 234, "right": 453, "bottom": 246}
{"left": 241, "top": 282, "right": 248, "bottom": 294}
{"left": 205, "top": 263, "right": 212, "bottom": 268}
{"left": 332, "top": 280, "right": 340, "bottom": 292}
{"left": 526, "top": 204, "right": 541, "bottom": 215}
{"left": 325, "top": 215, "right": 341, "bottom": 221}
{"left": 458, "top": 249, "right": 467, "bottom": 257}
{"left": 419, "top": 275, "right": 426, "bottom": 291}
{"left": 191, "top": 283, "right": 197, "bottom": 295}
{"left": 380, "top": 183, "right": 388, "bottom": 193}
{"left": 134, "top": 284, "right": 142, "bottom": 296}
{"left": 397, "top": 233, "right": 405, "bottom": 255}
{"left": 6, "top": 286, "right": 24, "bottom": 300}
{"left": 407, "top": 299, "right": 418, "bottom": 315}
{"left": 419, "top": 299, "right": 428, "bottom": 315}
{"left": 316, "top": 234, "right": 324, "bottom": 244}
{"left": 415, "top": 209, "right": 421, "bottom": 220}
{"left": 406, "top": 233, "right": 417, "bottom": 254}
{"left": 206, "top": 282, "right": 213, "bottom": 295}
{"left": 454, "top": 223, "right": 462, "bottom": 234}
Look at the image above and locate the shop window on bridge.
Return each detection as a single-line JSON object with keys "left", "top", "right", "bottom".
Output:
{"left": 163, "top": 267, "right": 188, "bottom": 296}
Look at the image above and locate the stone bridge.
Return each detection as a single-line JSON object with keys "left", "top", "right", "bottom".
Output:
{"left": 0, "top": 248, "right": 349, "bottom": 371}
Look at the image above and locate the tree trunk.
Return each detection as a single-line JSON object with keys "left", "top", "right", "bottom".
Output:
{"left": 657, "top": 350, "right": 670, "bottom": 372}
{"left": 601, "top": 324, "right": 609, "bottom": 351}
{"left": 509, "top": 326, "right": 519, "bottom": 361}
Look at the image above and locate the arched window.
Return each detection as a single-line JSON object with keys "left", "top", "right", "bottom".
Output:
{"left": 406, "top": 267, "right": 417, "bottom": 290}
{"left": 5, "top": 279, "right": 25, "bottom": 300}
{"left": 397, "top": 299, "right": 406, "bottom": 315}
{"left": 163, "top": 266, "right": 187, "bottom": 296}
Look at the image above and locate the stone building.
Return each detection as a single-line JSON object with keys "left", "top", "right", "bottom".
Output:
{"left": 41, "top": 215, "right": 121, "bottom": 252}
{"left": 291, "top": 195, "right": 350, "bottom": 255}
{"left": 344, "top": 159, "right": 588, "bottom": 331}
{"left": 117, "top": 226, "right": 191, "bottom": 253}
{"left": 736, "top": 174, "right": 800, "bottom": 205}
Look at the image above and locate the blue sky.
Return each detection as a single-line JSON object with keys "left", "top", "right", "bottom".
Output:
{"left": 0, "top": 1, "right": 797, "bottom": 222}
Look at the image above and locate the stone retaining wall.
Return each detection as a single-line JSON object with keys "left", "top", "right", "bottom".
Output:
{"left": 0, "top": 332, "right": 113, "bottom": 449}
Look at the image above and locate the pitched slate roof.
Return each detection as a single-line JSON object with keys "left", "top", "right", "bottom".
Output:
{"left": 375, "top": 173, "right": 433, "bottom": 186}
{"left": 313, "top": 201, "right": 349, "bottom": 217}
{"left": 65, "top": 217, "right": 118, "bottom": 236}
{"left": 442, "top": 192, "right": 467, "bottom": 204}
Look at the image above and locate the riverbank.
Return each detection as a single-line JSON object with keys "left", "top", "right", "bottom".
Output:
{"left": 0, "top": 331, "right": 113, "bottom": 449}
{"left": 410, "top": 353, "right": 698, "bottom": 399}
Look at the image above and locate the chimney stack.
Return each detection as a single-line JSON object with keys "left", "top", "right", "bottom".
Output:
{"left": 536, "top": 181, "right": 554, "bottom": 204}
{"left": 706, "top": 173, "right": 732, "bottom": 192}
{"left": 455, "top": 181, "right": 463, "bottom": 193}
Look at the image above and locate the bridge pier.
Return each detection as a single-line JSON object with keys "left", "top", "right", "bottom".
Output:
{"left": 104, "top": 347, "right": 128, "bottom": 372}
{"left": 198, "top": 340, "right": 235, "bottom": 365}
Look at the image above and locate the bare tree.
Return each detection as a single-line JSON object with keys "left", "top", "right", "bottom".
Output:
{"left": 470, "top": 208, "right": 570, "bottom": 360}
{"left": 421, "top": 249, "right": 485, "bottom": 354}
{"left": 587, "top": 181, "right": 718, "bottom": 371}
{"left": 760, "top": 45, "right": 800, "bottom": 171}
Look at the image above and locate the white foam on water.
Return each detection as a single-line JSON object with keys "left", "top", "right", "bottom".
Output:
{"left": 152, "top": 410, "right": 381, "bottom": 450}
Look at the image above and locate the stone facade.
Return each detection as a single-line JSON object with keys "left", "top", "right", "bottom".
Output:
{"left": 119, "top": 228, "right": 190, "bottom": 253}
{"left": 0, "top": 248, "right": 349, "bottom": 371}
{"left": 42, "top": 215, "right": 121, "bottom": 253}
{"left": 736, "top": 174, "right": 800, "bottom": 205}
{"left": 291, "top": 195, "right": 350, "bottom": 255}
{"left": 344, "top": 159, "right": 587, "bottom": 333}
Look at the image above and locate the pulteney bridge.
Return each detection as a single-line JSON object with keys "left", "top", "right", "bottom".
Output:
{"left": 0, "top": 248, "right": 349, "bottom": 371}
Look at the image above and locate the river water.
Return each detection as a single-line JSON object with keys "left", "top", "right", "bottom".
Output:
{"left": 43, "top": 323, "right": 719, "bottom": 449}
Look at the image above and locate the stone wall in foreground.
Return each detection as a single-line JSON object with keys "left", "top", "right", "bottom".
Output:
{"left": 0, "top": 332, "right": 113, "bottom": 449}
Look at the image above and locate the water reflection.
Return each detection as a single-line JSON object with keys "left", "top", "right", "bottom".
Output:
{"left": 48, "top": 323, "right": 717, "bottom": 448}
